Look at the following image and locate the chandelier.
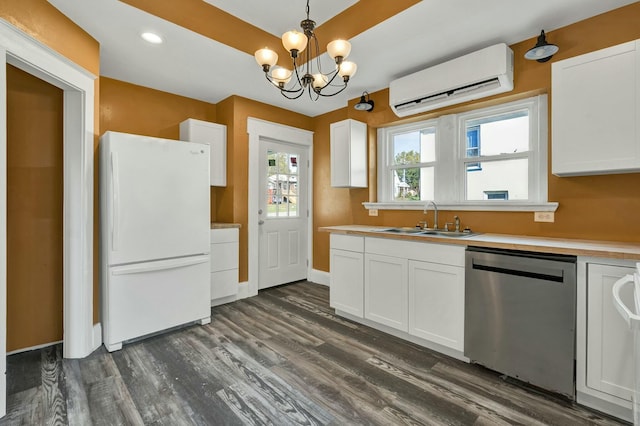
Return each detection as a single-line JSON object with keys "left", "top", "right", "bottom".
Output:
{"left": 254, "top": 0, "right": 357, "bottom": 100}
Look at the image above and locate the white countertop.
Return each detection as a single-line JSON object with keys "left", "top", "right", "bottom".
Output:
{"left": 319, "top": 225, "right": 640, "bottom": 261}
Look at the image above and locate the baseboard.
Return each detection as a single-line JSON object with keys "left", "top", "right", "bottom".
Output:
{"left": 7, "top": 340, "right": 63, "bottom": 356}
{"left": 92, "top": 323, "right": 102, "bottom": 352}
{"left": 211, "top": 281, "right": 251, "bottom": 307}
{"left": 308, "top": 269, "right": 330, "bottom": 286}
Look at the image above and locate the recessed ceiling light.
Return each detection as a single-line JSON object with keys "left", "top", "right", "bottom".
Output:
{"left": 141, "top": 32, "right": 163, "bottom": 44}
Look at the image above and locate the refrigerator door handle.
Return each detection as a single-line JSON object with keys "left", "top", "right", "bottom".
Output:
{"left": 112, "top": 255, "right": 210, "bottom": 276}
{"left": 111, "top": 152, "right": 120, "bottom": 251}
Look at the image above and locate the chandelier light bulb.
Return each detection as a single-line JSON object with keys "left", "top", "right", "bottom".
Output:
{"left": 338, "top": 61, "right": 357, "bottom": 79}
{"left": 327, "top": 39, "right": 351, "bottom": 61}
{"left": 254, "top": 48, "right": 278, "bottom": 71}
{"left": 271, "top": 67, "right": 292, "bottom": 86}
{"left": 282, "top": 30, "right": 308, "bottom": 55}
{"left": 312, "top": 73, "right": 328, "bottom": 89}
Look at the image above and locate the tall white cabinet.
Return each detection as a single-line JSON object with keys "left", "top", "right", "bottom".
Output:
{"left": 180, "top": 118, "right": 227, "bottom": 186}
{"left": 330, "top": 119, "right": 367, "bottom": 188}
{"left": 552, "top": 39, "right": 640, "bottom": 176}
{"left": 210, "top": 228, "right": 239, "bottom": 304}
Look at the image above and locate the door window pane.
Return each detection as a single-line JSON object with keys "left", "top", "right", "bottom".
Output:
{"left": 465, "top": 159, "right": 528, "bottom": 201}
{"left": 267, "top": 150, "right": 299, "bottom": 217}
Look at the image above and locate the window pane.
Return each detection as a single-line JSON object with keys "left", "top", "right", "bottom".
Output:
{"left": 266, "top": 149, "right": 299, "bottom": 218}
{"left": 466, "top": 159, "right": 528, "bottom": 200}
{"left": 392, "top": 128, "right": 436, "bottom": 165}
{"left": 465, "top": 110, "right": 529, "bottom": 157}
{"left": 393, "top": 167, "right": 434, "bottom": 201}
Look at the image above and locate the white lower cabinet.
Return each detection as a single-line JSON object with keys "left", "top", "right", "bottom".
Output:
{"left": 408, "top": 260, "right": 464, "bottom": 351}
{"left": 329, "top": 234, "right": 465, "bottom": 359}
{"left": 329, "top": 234, "right": 364, "bottom": 317}
{"left": 577, "top": 260, "right": 636, "bottom": 421}
{"left": 364, "top": 253, "right": 408, "bottom": 331}
{"left": 210, "top": 228, "right": 239, "bottom": 302}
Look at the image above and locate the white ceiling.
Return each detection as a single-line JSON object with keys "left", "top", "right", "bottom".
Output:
{"left": 202, "top": 0, "right": 359, "bottom": 37}
{"left": 47, "top": 0, "right": 638, "bottom": 118}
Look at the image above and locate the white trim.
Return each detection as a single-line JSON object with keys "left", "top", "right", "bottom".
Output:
{"left": 0, "top": 17, "right": 96, "bottom": 378}
{"left": 6, "top": 340, "right": 63, "bottom": 356}
{"left": 0, "top": 46, "right": 6, "bottom": 418}
{"left": 308, "top": 269, "right": 330, "bottom": 286}
{"left": 363, "top": 201, "right": 559, "bottom": 212}
{"left": 92, "top": 323, "right": 102, "bottom": 352}
{"left": 247, "top": 118, "right": 314, "bottom": 297}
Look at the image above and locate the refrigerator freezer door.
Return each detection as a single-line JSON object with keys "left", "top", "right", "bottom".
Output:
{"left": 102, "top": 132, "right": 210, "bottom": 266}
{"left": 102, "top": 255, "right": 211, "bottom": 351}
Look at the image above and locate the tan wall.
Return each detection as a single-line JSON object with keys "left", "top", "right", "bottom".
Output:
{"left": 215, "top": 96, "right": 313, "bottom": 282}
{"left": 1, "top": 0, "right": 102, "bottom": 323}
{"left": 6, "top": 65, "right": 64, "bottom": 352}
{"left": 313, "top": 2, "right": 640, "bottom": 272}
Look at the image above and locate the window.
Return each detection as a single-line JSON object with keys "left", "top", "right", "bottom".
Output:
{"left": 266, "top": 150, "right": 298, "bottom": 217}
{"left": 376, "top": 95, "right": 548, "bottom": 209}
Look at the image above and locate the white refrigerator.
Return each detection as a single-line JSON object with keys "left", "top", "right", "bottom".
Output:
{"left": 100, "top": 131, "right": 211, "bottom": 352}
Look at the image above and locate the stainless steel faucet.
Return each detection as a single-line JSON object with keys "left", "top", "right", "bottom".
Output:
{"left": 424, "top": 200, "right": 438, "bottom": 230}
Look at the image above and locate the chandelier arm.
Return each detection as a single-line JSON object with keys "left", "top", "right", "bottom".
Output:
{"left": 307, "top": 85, "right": 321, "bottom": 101}
{"left": 280, "top": 87, "right": 306, "bottom": 100}
{"left": 264, "top": 71, "right": 306, "bottom": 95}
{"left": 315, "top": 82, "right": 348, "bottom": 97}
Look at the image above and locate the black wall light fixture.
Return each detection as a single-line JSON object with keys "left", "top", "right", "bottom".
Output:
{"left": 354, "top": 91, "right": 375, "bottom": 112}
{"left": 524, "top": 30, "right": 559, "bottom": 63}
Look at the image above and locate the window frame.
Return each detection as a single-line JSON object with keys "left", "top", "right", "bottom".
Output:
{"left": 373, "top": 95, "right": 553, "bottom": 212}
{"left": 378, "top": 119, "right": 440, "bottom": 203}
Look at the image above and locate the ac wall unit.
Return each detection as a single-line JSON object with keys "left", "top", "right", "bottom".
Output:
{"left": 389, "top": 43, "right": 514, "bottom": 117}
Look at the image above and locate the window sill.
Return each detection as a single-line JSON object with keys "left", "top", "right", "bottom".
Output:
{"left": 362, "top": 201, "right": 559, "bottom": 212}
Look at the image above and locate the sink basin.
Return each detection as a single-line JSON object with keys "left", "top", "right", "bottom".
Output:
{"left": 378, "top": 227, "right": 478, "bottom": 238}
{"left": 419, "top": 230, "right": 478, "bottom": 238}
{"left": 379, "top": 227, "right": 425, "bottom": 234}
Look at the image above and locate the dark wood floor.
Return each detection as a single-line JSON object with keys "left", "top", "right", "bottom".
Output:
{"left": 1, "top": 281, "right": 628, "bottom": 425}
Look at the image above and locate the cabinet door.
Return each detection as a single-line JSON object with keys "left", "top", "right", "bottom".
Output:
{"left": 552, "top": 40, "right": 640, "bottom": 176}
{"left": 586, "top": 263, "right": 636, "bottom": 401}
{"left": 364, "top": 253, "right": 408, "bottom": 331}
{"left": 330, "top": 119, "right": 367, "bottom": 188}
{"left": 408, "top": 260, "right": 464, "bottom": 351}
{"left": 180, "top": 119, "right": 227, "bottom": 186}
{"left": 329, "top": 249, "right": 364, "bottom": 317}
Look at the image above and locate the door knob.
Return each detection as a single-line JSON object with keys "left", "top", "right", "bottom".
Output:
{"left": 258, "top": 220, "right": 265, "bottom": 225}
{"left": 258, "top": 209, "right": 263, "bottom": 214}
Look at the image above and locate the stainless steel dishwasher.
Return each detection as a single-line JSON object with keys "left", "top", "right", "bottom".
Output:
{"left": 464, "top": 246, "right": 577, "bottom": 398}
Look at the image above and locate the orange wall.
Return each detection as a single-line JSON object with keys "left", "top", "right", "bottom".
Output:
{"left": 215, "top": 96, "right": 313, "bottom": 282}
{"left": 313, "top": 2, "right": 640, "bottom": 272}
{"left": 1, "top": 0, "right": 101, "bottom": 322}
{"left": 7, "top": 65, "right": 64, "bottom": 351}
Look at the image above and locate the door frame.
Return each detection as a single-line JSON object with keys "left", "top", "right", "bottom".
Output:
{"left": 0, "top": 18, "right": 95, "bottom": 386}
{"left": 247, "top": 118, "right": 313, "bottom": 297}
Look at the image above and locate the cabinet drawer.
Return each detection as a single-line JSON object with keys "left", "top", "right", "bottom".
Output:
{"left": 210, "top": 228, "right": 238, "bottom": 243}
{"left": 210, "top": 242, "right": 239, "bottom": 272}
{"left": 211, "top": 269, "right": 238, "bottom": 299}
{"left": 331, "top": 234, "right": 364, "bottom": 252}
{"left": 365, "top": 237, "right": 464, "bottom": 267}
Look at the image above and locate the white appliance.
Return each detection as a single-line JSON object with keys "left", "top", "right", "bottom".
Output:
{"left": 100, "top": 131, "right": 211, "bottom": 352}
{"left": 613, "top": 263, "right": 640, "bottom": 425}
{"left": 389, "top": 43, "right": 514, "bottom": 117}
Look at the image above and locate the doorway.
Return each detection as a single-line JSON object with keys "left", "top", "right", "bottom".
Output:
{"left": 6, "top": 65, "right": 64, "bottom": 353}
{"left": 0, "top": 19, "right": 96, "bottom": 417}
{"left": 247, "top": 118, "right": 313, "bottom": 297}
{"left": 258, "top": 139, "right": 308, "bottom": 289}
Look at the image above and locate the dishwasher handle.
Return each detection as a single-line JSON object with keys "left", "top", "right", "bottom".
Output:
{"left": 471, "top": 259, "right": 565, "bottom": 283}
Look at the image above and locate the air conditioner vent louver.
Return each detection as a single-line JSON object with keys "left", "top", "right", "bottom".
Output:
{"left": 389, "top": 44, "right": 514, "bottom": 117}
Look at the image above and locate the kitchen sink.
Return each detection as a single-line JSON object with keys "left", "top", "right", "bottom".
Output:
{"left": 377, "top": 227, "right": 478, "bottom": 238}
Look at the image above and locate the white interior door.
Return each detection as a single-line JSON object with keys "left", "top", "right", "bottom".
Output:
{"left": 258, "top": 139, "right": 308, "bottom": 289}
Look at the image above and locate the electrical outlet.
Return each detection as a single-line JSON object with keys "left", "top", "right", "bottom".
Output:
{"left": 534, "top": 212, "right": 555, "bottom": 223}
{"left": 369, "top": 209, "right": 379, "bottom": 217}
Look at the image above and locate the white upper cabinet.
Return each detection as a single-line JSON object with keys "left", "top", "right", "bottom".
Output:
{"left": 330, "top": 119, "right": 367, "bottom": 188}
{"left": 180, "top": 118, "right": 227, "bottom": 186}
{"left": 552, "top": 39, "right": 640, "bottom": 176}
